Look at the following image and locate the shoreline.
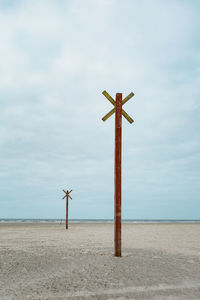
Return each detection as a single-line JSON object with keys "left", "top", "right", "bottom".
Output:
{"left": 1, "top": 219, "right": 200, "bottom": 224}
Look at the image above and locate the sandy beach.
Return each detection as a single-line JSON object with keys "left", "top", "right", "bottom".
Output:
{"left": 0, "top": 223, "right": 200, "bottom": 299}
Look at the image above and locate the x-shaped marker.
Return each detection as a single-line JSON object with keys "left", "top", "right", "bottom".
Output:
{"left": 62, "top": 189, "right": 72, "bottom": 200}
{"left": 102, "top": 90, "right": 134, "bottom": 123}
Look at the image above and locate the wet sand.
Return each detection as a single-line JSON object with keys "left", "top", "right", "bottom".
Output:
{"left": 0, "top": 223, "right": 200, "bottom": 299}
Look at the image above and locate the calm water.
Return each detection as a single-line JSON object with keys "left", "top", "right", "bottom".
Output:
{"left": 0, "top": 219, "right": 200, "bottom": 223}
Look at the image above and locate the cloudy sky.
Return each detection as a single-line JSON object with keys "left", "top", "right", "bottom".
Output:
{"left": 0, "top": 0, "right": 199, "bottom": 219}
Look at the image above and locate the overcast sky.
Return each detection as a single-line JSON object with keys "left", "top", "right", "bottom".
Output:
{"left": 0, "top": 0, "right": 200, "bottom": 219}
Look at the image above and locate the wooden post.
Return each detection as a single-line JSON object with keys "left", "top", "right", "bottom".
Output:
{"left": 115, "top": 93, "right": 122, "bottom": 257}
{"left": 66, "top": 191, "right": 68, "bottom": 230}
{"left": 62, "top": 189, "right": 72, "bottom": 230}
{"left": 101, "top": 90, "right": 134, "bottom": 257}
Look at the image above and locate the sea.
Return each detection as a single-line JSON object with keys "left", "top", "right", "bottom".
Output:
{"left": 0, "top": 219, "right": 200, "bottom": 223}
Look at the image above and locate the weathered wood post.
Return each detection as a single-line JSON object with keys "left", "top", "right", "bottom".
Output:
{"left": 62, "top": 189, "right": 72, "bottom": 230}
{"left": 66, "top": 191, "right": 69, "bottom": 229}
{"left": 115, "top": 93, "right": 122, "bottom": 256}
{"left": 102, "top": 91, "right": 134, "bottom": 257}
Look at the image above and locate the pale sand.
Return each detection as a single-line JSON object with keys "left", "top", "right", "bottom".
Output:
{"left": 0, "top": 223, "right": 200, "bottom": 299}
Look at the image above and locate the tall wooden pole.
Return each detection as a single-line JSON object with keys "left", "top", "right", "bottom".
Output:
{"left": 102, "top": 90, "right": 134, "bottom": 257}
{"left": 114, "top": 93, "right": 122, "bottom": 257}
{"left": 66, "top": 191, "right": 68, "bottom": 230}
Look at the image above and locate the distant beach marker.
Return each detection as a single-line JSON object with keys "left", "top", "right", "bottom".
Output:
{"left": 62, "top": 189, "right": 72, "bottom": 229}
{"left": 102, "top": 90, "right": 135, "bottom": 257}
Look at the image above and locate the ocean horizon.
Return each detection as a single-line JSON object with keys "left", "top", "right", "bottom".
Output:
{"left": 1, "top": 218, "right": 200, "bottom": 223}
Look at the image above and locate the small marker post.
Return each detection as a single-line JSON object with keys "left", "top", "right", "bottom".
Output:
{"left": 62, "top": 189, "right": 72, "bottom": 229}
{"left": 102, "top": 90, "right": 134, "bottom": 257}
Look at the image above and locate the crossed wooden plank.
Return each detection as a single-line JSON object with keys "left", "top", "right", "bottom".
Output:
{"left": 102, "top": 90, "right": 134, "bottom": 123}
{"left": 62, "top": 189, "right": 72, "bottom": 200}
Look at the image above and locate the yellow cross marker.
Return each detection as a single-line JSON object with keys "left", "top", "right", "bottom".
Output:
{"left": 102, "top": 90, "right": 134, "bottom": 123}
{"left": 62, "top": 189, "right": 72, "bottom": 200}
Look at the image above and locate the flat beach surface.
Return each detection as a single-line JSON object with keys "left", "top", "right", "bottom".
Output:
{"left": 0, "top": 223, "right": 200, "bottom": 299}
